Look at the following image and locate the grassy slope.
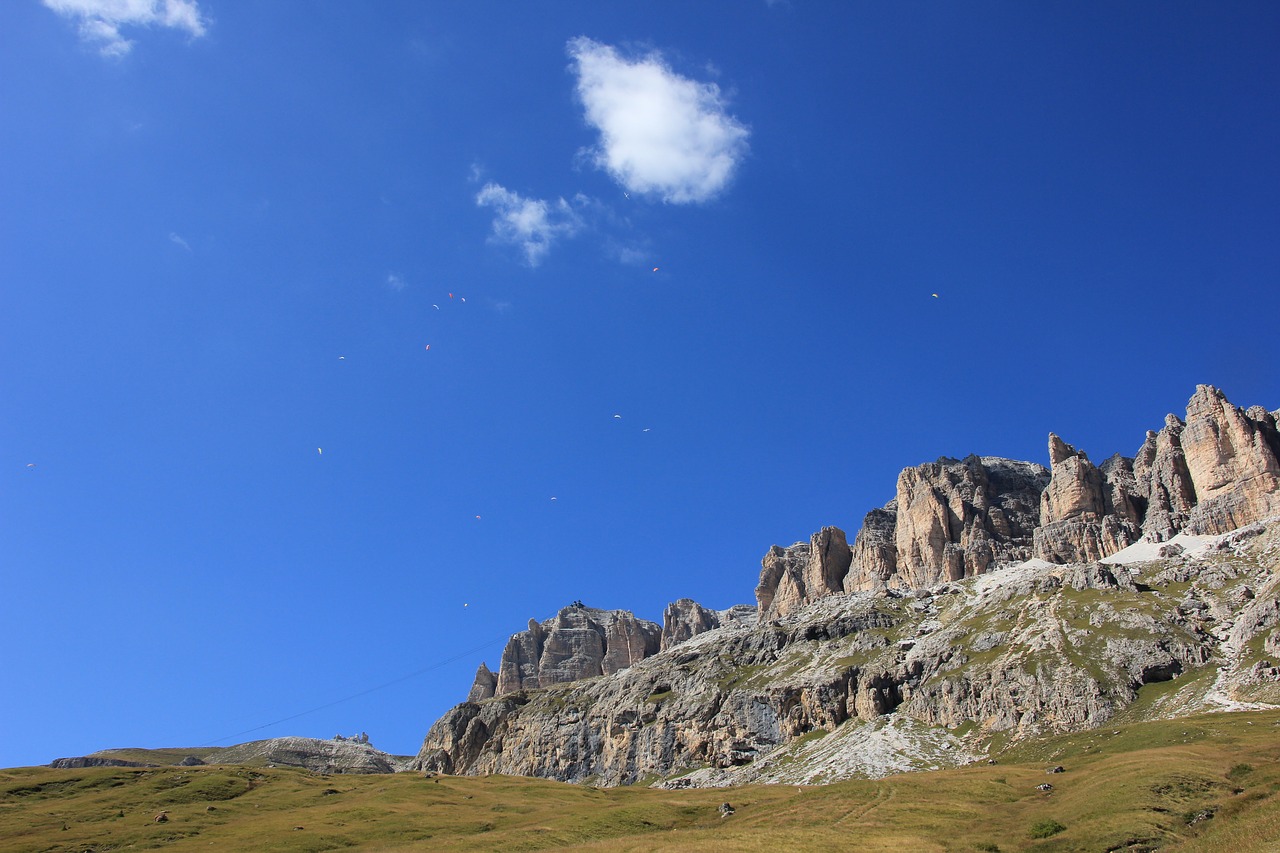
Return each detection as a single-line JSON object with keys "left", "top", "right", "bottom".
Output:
{"left": 5, "top": 710, "right": 1279, "bottom": 852}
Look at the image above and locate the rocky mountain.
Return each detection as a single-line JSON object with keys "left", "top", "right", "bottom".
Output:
{"left": 415, "top": 385, "right": 1280, "bottom": 786}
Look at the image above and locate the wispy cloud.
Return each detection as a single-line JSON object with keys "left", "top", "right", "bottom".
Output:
{"left": 567, "top": 37, "right": 749, "bottom": 204}
{"left": 475, "top": 183, "right": 582, "bottom": 266}
{"left": 168, "top": 232, "right": 190, "bottom": 250}
{"left": 43, "top": 0, "right": 208, "bottom": 58}
{"left": 386, "top": 272, "right": 407, "bottom": 291}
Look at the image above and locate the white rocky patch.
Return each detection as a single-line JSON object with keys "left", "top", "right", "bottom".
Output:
{"left": 1100, "top": 531, "right": 1224, "bottom": 565}
{"left": 655, "top": 714, "right": 977, "bottom": 788}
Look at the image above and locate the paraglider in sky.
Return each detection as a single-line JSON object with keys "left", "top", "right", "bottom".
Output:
{"left": 317, "top": 448, "right": 323, "bottom": 455}
{"left": 432, "top": 304, "right": 439, "bottom": 310}
{"left": 652, "top": 267, "right": 659, "bottom": 272}
{"left": 424, "top": 344, "right": 431, "bottom": 351}
{"left": 475, "top": 515, "right": 482, "bottom": 520}
{"left": 26, "top": 463, "right": 36, "bottom": 469}
{"left": 338, "top": 356, "right": 345, "bottom": 360}
{"left": 448, "top": 293, "right": 454, "bottom": 299}
{"left": 642, "top": 428, "right": 651, "bottom": 432}
{"left": 931, "top": 293, "right": 939, "bottom": 298}
{"left": 613, "top": 414, "right": 622, "bottom": 419}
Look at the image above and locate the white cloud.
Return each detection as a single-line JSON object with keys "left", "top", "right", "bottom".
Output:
{"left": 43, "top": 0, "right": 207, "bottom": 57}
{"left": 168, "top": 232, "right": 190, "bottom": 250}
{"left": 568, "top": 37, "right": 749, "bottom": 204}
{"left": 386, "top": 272, "right": 406, "bottom": 291}
{"left": 475, "top": 182, "right": 582, "bottom": 266}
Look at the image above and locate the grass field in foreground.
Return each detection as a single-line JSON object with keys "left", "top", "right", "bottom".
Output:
{"left": 4, "top": 710, "right": 1279, "bottom": 852}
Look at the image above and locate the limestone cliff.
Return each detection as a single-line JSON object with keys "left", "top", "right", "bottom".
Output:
{"left": 755, "top": 527, "right": 852, "bottom": 619}
{"left": 1181, "top": 385, "right": 1280, "bottom": 534}
{"left": 759, "top": 456, "right": 1048, "bottom": 616}
{"left": 825, "top": 386, "right": 1279, "bottom": 602}
{"left": 1134, "top": 414, "right": 1197, "bottom": 541}
{"left": 886, "top": 455, "right": 1048, "bottom": 587}
{"left": 493, "top": 605, "right": 662, "bottom": 696}
{"left": 415, "top": 521, "right": 1280, "bottom": 785}
{"left": 660, "top": 600, "right": 756, "bottom": 651}
{"left": 1033, "top": 435, "right": 1142, "bottom": 563}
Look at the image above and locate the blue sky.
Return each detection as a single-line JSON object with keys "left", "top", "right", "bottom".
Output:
{"left": 2, "top": 1, "right": 1278, "bottom": 768}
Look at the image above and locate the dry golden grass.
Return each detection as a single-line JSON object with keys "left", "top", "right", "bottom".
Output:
{"left": 4, "top": 710, "right": 1279, "bottom": 852}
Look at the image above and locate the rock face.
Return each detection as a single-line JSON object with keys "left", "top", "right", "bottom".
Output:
{"left": 758, "top": 457, "right": 1049, "bottom": 615}
{"left": 1033, "top": 435, "right": 1141, "bottom": 563}
{"left": 889, "top": 456, "right": 1048, "bottom": 587}
{"left": 494, "top": 605, "right": 662, "bottom": 696}
{"left": 756, "top": 527, "right": 852, "bottom": 619}
{"left": 661, "top": 599, "right": 720, "bottom": 651}
{"left": 1181, "top": 385, "right": 1280, "bottom": 534}
{"left": 846, "top": 506, "right": 898, "bottom": 591}
{"left": 1133, "top": 415, "right": 1197, "bottom": 541}
{"left": 468, "top": 663, "right": 497, "bottom": 703}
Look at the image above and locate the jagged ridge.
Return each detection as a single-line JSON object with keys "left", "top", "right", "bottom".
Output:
{"left": 419, "top": 385, "right": 1280, "bottom": 786}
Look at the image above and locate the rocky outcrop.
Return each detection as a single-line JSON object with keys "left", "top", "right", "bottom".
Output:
{"left": 845, "top": 506, "right": 898, "bottom": 591}
{"left": 759, "top": 459, "right": 1048, "bottom": 614}
{"left": 468, "top": 663, "right": 497, "bottom": 703}
{"left": 891, "top": 456, "right": 1048, "bottom": 586}
{"left": 659, "top": 602, "right": 757, "bottom": 652}
{"left": 661, "top": 599, "right": 719, "bottom": 651}
{"left": 494, "top": 605, "right": 661, "bottom": 696}
{"left": 50, "top": 756, "right": 156, "bottom": 769}
{"left": 756, "top": 527, "right": 852, "bottom": 619}
{"left": 1033, "top": 435, "right": 1141, "bottom": 563}
{"left": 756, "top": 390, "right": 1276, "bottom": 620}
{"left": 1181, "top": 385, "right": 1280, "bottom": 534}
{"left": 204, "top": 737, "right": 411, "bottom": 773}
{"left": 1134, "top": 415, "right": 1197, "bottom": 541}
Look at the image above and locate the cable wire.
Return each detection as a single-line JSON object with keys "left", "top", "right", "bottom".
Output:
{"left": 199, "top": 634, "right": 509, "bottom": 747}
